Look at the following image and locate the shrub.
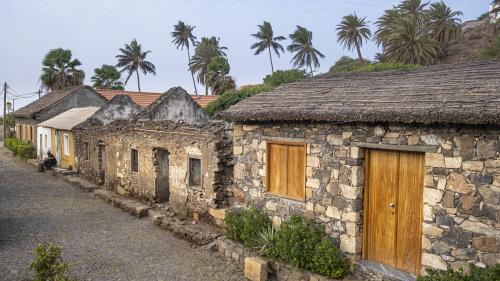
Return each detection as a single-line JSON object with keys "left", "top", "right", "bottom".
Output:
{"left": 30, "top": 242, "right": 77, "bottom": 281}
{"left": 330, "top": 61, "right": 420, "bottom": 74}
{"left": 480, "top": 35, "right": 500, "bottom": 60}
{"left": 417, "top": 264, "right": 500, "bottom": 281}
{"left": 253, "top": 225, "right": 277, "bottom": 257}
{"left": 263, "top": 69, "right": 307, "bottom": 87}
{"left": 271, "top": 214, "right": 324, "bottom": 270}
{"left": 329, "top": 56, "right": 366, "bottom": 73}
{"left": 224, "top": 207, "right": 270, "bottom": 247}
{"left": 17, "top": 142, "right": 36, "bottom": 160}
{"left": 311, "top": 238, "right": 350, "bottom": 279}
{"left": 205, "top": 84, "right": 272, "bottom": 117}
{"left": 5, "top": 137, "right": 19, "bottom": 154}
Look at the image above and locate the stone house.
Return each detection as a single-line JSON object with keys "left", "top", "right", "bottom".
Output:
{"left": 74, "top": 88, "right": 232, "bottom": 216}
{"left": 36, "top": 107, "right": 100, "bottom": 169}
{"left": 11, "top": 85, "right": 107, "bottom": 148}
{"left": 220, "top": 61, "right": 500, "bottom": 276}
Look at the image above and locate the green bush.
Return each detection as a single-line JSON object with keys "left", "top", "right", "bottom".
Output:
{"left": 263, "top": 69, "right": 307, "bottom": 87}
{"left": 329, "top": 56, "right": 366, "bottom": 73}
{"left": 30, "top": 242, "right": 77, "bottom": 281}
{"left": 330, "top": 61, "right": 420, "bottom": 74}
{"left": 311, "top": 238, "right": 350, "bottom": 279}
{"left": 205, "top": 84, "right": 273, "bottom": 117}
{"left": 417, "top": 264, "right": 500, "bottom": 281}
{"left": 17, "top": 142, "right": 36, "bottom": 160}
{"left": 224, "top": 207, "right": 271, "bottom": 247}
{"left": 480, "top": 35, "right": 500, "bottom": 60}
{"left": 5, "top": 137, "right": 19, "bottom": 154}
{"left": 271, "top": 214, "right": 325, "bottom": 270}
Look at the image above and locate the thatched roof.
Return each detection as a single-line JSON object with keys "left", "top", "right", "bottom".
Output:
{"left": 220, "top": 61, "right": 500, "bottom": 125}
{"left": 11, "top": 85, "right": 101, "bottom": 119}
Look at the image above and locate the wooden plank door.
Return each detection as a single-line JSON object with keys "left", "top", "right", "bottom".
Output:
{"left": 268, "top": 143, "right": 288, "bottom": 196}
{"left": 363, "top": 149, "right": 424, "bottom": 275}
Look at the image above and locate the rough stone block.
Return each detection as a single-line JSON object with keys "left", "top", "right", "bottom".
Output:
{"left": 244, "top": 257, "right": 268, "bottom": 281}
{"left": 350, "top": 166, "right": 364, "bottom": 187}
{"left": 306, "top": 178, "right": 320, "bottom": 189}
{"left": 447, "top": 173, "right": 473, "bottom": 194}
{"left": 426, "top": 153, "right": 445, "bottom": 168}
{"left": 340, "top": 234, "right": 360, "bottom": 254}
{"left": 422, "top": 253, "right": 447, "bottom": 271}
{"left": 423, "top": 188, "right": 443, "bottom": 205}
{"left": 306, "top": 156, "right": 320, "bottom": 168}
{"left": 477, "top": 139, "right": 498, "bottom": 158}
{"left": 445, "top": 157, "right": 462, "bottom": 169}
{"left": 350, "top": 146, "right": 364, "bottom": 159}
{"left": 341, "top": 184, "right": 360, "bottom": 200}
{"left": 209, "top": 208, "right": 226, "bottom": 220}
{"left": 327, "top": 134, "right": 343, "bottom": 146}
{"left": 265, "top": 201, "right": 277, "bottom": 211}
{"left": 325, "top": 206, "right": 341, "bottom": 219}
{"left": 462, "top": 161, "right": 484, "bottom": 172}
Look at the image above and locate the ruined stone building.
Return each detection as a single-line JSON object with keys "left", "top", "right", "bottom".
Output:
{"left": 74, "top": 88, "right": 232, "bottom": 216}
{"left": 220, "top": 61, "right": 500, "bottom": 276}
{"left": 11, "top": 85, "right": 107, "bottom": 148}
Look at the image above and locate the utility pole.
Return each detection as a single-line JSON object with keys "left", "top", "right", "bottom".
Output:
{"left": 3, "top": 82, "right": 7, "bottom": 144}
{"left": 38, "top": 89, "right": 41, "bottom": 99}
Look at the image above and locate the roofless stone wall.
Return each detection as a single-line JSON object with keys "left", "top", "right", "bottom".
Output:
{"left": 74, "top": 120, "right": 233, "bottom": 216}
{"left": 231, "top": 122, "right": 499, "bottom": 274}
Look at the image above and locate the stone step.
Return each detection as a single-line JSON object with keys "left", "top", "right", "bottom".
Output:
{"left": 148, "top": 209, "right": 165, "bottom": 224}
{"left": 354, "top": 260, "right": 416, "bottom": 281}
{"left": 94, "top": 189, "right": 150, "bottom": 218}
{"left": 159, "top": 217, "right": 221, "bottom": 246}
{"left": 63, "top": 176, "right": 99, "bottom": 193}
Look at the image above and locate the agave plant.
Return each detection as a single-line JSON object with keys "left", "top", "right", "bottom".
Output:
{"left": 253, "top": 225, "right": 277, "bottom": 257}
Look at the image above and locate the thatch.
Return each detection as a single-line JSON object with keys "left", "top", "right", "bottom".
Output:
{"left": 11, "top": 85, "right": 99, "bottom": 119}
{"left": 220, "top": 61, "right": 500, "bottom": 125}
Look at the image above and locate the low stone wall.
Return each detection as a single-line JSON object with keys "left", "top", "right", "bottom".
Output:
{"left": 231, "top": 122, "right": 500, "bottom": 273}
{"left": 216, "top": 237, "right": 337, "bottom": 281}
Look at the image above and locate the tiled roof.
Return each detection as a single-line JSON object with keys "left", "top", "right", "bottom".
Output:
{"left": 221, "top": 61, "right": 500, "bottom": 125}
{"left": 96, "top": 89, "right": 218, "bottom": 108}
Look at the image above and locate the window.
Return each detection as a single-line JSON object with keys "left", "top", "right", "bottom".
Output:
{"left": 63, "top": 133, "right": 70, "bottom": 156}
{"left": 266, "top": 141, "right": 306, "bottom": 201}
{"left": 39, "top": 134, "right": 42, "bottom": 151}
{"left": 131, "top": 149, "right": 138, "bottom": 173}
{"left": 84, "top": 142, "right": 89, "bottom": 160}
{"left": 188, "top": 157, "right": 201, "bottom": 186}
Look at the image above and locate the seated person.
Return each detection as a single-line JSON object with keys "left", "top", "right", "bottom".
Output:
{"left": 44, "top": 151, "right": 57, "bottom": 169}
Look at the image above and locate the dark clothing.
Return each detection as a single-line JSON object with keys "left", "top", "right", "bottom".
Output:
{"left": 44, "top": 154, "right": 57, "bottom": 169}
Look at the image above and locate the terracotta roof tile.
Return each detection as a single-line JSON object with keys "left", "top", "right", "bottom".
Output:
{"left": 96, "top": 90, "right": 217, "bottom": 108}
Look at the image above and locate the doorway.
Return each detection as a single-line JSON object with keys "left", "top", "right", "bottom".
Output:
{"left": 98, "top": 143, "right": 106, "bottom": 184}
{"left": 363, "top": 149, "right": 425, "bottom": 275}
{"left": 155, "top": 149, "right": 169, "bottom": 202}
{"left": 55, "top": 130, "right": 61, "bottom": 165}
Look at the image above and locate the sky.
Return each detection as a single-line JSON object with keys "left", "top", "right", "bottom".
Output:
{"left": 0, "top": 0, "right": 491, "bottom": 111}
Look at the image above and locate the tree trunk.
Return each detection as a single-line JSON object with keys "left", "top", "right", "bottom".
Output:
{"left": 309, "top": 64, "right": 314, "bottom": 76}
{"left": 268, "top": 46, "right": 274, "bottom": 73}
{"left": 136, "top": 69, "right": 141, "bottom": 92}
{"left": 204, "top": 73, "right": 208, "bottom": 95}
{"left": 355, "top": 42, "right": 365, "bottom": 64}
{"left": 187, "top": 47, "right": 198, "bottom": 95}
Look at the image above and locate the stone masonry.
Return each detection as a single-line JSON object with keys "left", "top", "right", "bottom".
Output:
{"left": 231, "top": 122, "right": 500, "bottom": 274}
{"left": 74, "top": 120, "right": 233, "bottom": 216}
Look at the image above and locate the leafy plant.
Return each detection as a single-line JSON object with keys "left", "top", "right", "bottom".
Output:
{"left": 287, "top": 26, "right": 325, "bottom": 75}
{"left": 331, "top": 62, "right": 420, "bottom": 74}
{"left": 115, "top": 39, "right": 156, "bottom": 92}
{"left": 251, "top": 21, "right": 286, "bottom": 73}
{"left": 171, "top": 20, "right": 198, "bottom": 94}
{"left": 5, "top": 137, "right": 19, "bottom": 154}
{"left": 417, "top": 264, "right": 500, "bottom": 281}
{"left": 336, "top": 13, "right": 372, "bottom": 63}
{"left": 253, "top": 225, "right": 277, "bottom": 257}
{"left": 271, "top": 214, "right": 324, "bottom": 270}
{"left": 204, "top": 84, "right": 273, "bottom": 117}
{"left": 223, "top": 207, "right": 271, "bottom": 247}
{"left": 189, "top": 37, "right": 228, "bottom": 95}
{"left": 311, "top": 238, "right": 350, "bottom": 279}
{"left": 40, "top": 48, "right": 85, "bottom": 92}
{"left": 91, "top": 64, "right": 124, "bottom": 90}
{"left": 17, "top": 142, "right": 36, "bottom": 160}
{"left": 30, "top": 242, "right": 77, "bottom": 281}
{"left": 263, "top": 69, "right": 307, "bottom": 87}
{"left": 206, "top": 56, "right": 236, "bottom": 95}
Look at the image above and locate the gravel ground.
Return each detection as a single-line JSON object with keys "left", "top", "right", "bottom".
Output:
{"left": 0, "top": 144, "right": 244, "bottom": 281}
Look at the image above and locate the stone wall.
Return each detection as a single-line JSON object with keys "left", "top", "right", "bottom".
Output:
{"left": 74, "top": 120, "right": 233, "bottom": 216}
{"left": 231, "top": 122, "right": 499, "bottom": 273}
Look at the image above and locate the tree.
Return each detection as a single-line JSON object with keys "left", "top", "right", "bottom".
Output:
{"left": 206, "top": 56, "right": 236, "bottom": 95}
{"left": 115, "top": 39, "right": 156, "bottom": 92}
{"left": 425, "top": 1, "right": 462, "bottom": 58}
{"left": 336, "top": 14, "right": 372, "bottom": 63}
{"left": 480, "top": 35, "right": 500, "bottom": 59}
{"left": 384, "top": 16, "right": 438, "bottom": 65}
{"left": 189, "top": 37, "right": 228, "bottom": 95}
{"left": 492, "top": 1, "right": 500, "bottom": 15}
{"left": 263, "top": 69, "right": 307, "bottom": 87}
{"left": 397, "top": 0, "right": 429, "bottom": 22}
{"left": 91, "top": 64, "right": 124, "bottom": 90}
{"left": 287, "top": 26, "right": 325, "bottom": 75}
{"left": 171, "top": 21, "right": 198, "bottom": 94}
{"left": 250, "top": 21, "right": 286, "bottom": 73}
{"left": 39, "top": 48, "right": 85, "bottom": 91}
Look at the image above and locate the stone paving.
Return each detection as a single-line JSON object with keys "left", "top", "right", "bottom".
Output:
{"left": 0, "top": 145, "right": 244, "bottom": 281}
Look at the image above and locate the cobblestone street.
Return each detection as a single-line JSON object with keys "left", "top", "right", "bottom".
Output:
{"left": 0, "top": 145, "right": 244, "bottom": 281}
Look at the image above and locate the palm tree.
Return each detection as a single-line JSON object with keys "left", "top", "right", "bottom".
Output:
{"left": 336, "top": 13, "right": 372, "bottom": 63}
{"left": 171, "top": 21, "right": 198, "bottom": 94}
{"left": 189, "top": 37, "right": 228, "bottom": 95}
{"left": 115, "top": 39, "right": 156, "bottom": 92}
{"left": 40, "top": 48, "right": 85, "bottom": 91}
{"left": 491, "top": 1, "right": 500, "bottom": 14}
{"left": 91, "top": 64, "right": 124, "bottom": 90}
{"left": 374, "top": 8, "right": 401, "bottom": 47}
{"left": 206, "top": 56, "right": 235, "bottom": 95}
{"left": 384, "top": 16, "right": 438, "bottom": 65}
{"left": 398, "top": 0, "right": 429, "bottom": 22}
{"left": 250, "top": 21, "right": 286, "bottom": 73}
{"left": 425, "top": 2, "right": 462, "bottom": 57}
{"left": 287, "top": 26, "right": 325, "bottom": 75}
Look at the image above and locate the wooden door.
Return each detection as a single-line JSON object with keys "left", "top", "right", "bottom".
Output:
{"left": 156, "top": 149, "right": 170, "bottom": 202}
{"left": 363, "top": 149, "right": 424, "bottom": 275}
